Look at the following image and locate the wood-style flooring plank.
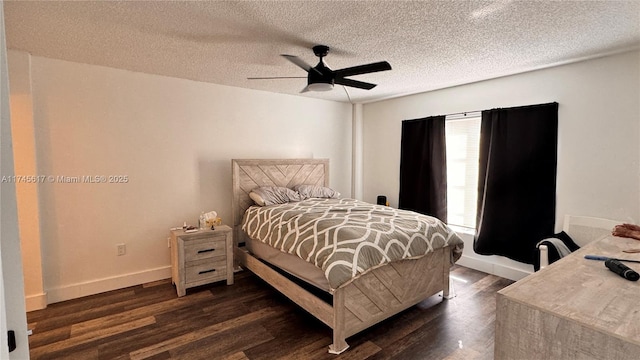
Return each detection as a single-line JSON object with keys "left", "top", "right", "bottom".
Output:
{"left": 168, "top": 322, "right": 273, "bottom": 360}
{"left": 30, "top": 317, "right": 156, "bottom": 359}
{"left": 70, "top": 291, "right": 213, "bottom": 336}
{"left": 219, "top": 351, "right": 251, "bottom": 360}
{"left": 130, "top": 307, "right": 281, "bottom": 360}
{"left": 27, "top": 266, "right": 513, "bottom": 360}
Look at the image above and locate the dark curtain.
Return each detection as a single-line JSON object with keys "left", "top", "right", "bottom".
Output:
{"left": 474, "top": 102, "right": 558, "bottom": 264}
{"left": 398, "top": 116, "right": 447, "bottom": 222}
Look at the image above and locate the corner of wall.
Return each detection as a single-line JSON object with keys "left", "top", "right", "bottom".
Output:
{"left": 7, "top": 49, "right": 46, "bottom": 309}
{"left": 351, "top": 103, "right": 363, "bottom": 200}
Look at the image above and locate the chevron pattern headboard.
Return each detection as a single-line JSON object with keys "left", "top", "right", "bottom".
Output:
{"left": 231, "top": 159, "right": 329, "bottom": 243}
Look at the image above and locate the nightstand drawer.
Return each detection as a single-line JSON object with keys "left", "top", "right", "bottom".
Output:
{"left": 184, "top": 236, "right": 226, "bottom": 262}
{"left": 185, "top": 257, "right": 227, "bottom": 284}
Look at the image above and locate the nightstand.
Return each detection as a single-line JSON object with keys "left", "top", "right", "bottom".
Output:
{"left": 170, "top": 225, "right": 233, "bottom": 297}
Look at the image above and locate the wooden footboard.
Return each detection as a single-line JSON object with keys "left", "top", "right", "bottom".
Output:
{"left": 236, "top": 245, "right": 451, "bottom": 354}
{"left": 330, "top": 247, "right": 450, "bottom": 353}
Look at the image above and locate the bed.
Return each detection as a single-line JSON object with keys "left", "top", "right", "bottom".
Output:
{"left": 231, "top": 158, "right": 464, "bottom": 354}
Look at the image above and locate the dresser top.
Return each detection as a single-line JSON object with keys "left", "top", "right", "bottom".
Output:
{"left": 499, "top": 235, "right": 640, "bottom": 344}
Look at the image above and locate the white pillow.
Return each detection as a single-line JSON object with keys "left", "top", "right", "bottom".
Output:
{"left": 249, "top": 191, "right": 266, "bottom": 206}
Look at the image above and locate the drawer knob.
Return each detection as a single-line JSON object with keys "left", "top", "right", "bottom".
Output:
{"left": 197, "top": 249, "right": 215, "bottom": 254}
{"left": 199, "top": 269, "right": 216, "bottom": 275}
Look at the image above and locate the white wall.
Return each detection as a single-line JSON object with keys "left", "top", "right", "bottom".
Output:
{"left": 11, "top": 53, "right": 352, "bottom": 303}
{"left": 362, "top": 50, "right": 640, "bottom": 280}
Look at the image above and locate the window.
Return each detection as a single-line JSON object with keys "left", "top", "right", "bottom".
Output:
{"left": 399, "top": 103, "right": 557, "bottom": 256}
{"left": 445, "top": 115, "right": 481, "bottom": 229}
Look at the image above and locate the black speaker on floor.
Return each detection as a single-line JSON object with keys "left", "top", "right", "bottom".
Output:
{"left": 377, "top": 195, "right": 387, "bottom": 206}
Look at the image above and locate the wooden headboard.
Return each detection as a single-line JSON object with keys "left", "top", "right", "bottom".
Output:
{"left": 231, "top": 158, "right": 329, "bottom": 243}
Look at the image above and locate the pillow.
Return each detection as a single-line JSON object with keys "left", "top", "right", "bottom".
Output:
{"left": 249, "top": 186, "right": 301, "bottom": 206}
{"left": 249, "top": 191, "right": 266, "bottom": 206}
{"left": 293, "top": 185, "right": 340, "bottom": 199}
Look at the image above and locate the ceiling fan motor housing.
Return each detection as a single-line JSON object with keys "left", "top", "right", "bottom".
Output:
{"left": 312, "top": 45, "right": 330, "bottom": 58}
{"left": 308, "top": 61, "right": 334, "bottom": 87}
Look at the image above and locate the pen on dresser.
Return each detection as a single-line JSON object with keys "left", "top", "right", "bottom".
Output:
{"left": 584, "top": 255, "right": 640, "bottom": 264}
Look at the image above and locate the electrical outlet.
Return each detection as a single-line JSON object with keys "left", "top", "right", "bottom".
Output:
{"left": 117, "top": 243, "right": 126, "bottom": 256}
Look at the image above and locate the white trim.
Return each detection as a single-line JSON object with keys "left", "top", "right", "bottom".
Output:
{"left": 0, "top": 209, "right": 7, "bottom": 359}
{"left": 454, "top": 230, "right": 533, "bottom": 282}
{"left": 46, "top": 266, "right": 171, "bottom": 305}
{"left": 25, "top": 292, "right": 47, "bottom": 312}
{"left": 456, "top": 254, "right": 532, "bottom": 282}
{"left": 450, "top": 225, "right": 475, "bottom": 236}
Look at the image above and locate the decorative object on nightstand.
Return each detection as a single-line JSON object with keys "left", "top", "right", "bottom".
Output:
{"left": 199, "top": 210, "right": 220, "bottom": 230}
{"left": 170, "top": 224, "right": 233, "bottom": 297}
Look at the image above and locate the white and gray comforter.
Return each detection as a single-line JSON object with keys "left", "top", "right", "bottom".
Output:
{"left": 242, "top": 198, "right": 464, "bottom": 290}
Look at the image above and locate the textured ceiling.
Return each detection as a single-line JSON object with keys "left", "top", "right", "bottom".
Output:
{"left": 4, "top": 1, "right": 640, "bottom": 103}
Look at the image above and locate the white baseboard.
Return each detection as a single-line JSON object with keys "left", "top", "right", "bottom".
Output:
{"left": 46, "top": 266, "right": 172, "bottom": 305}
{"left": 41, "top": 257, "right": 525, "bottom": 305}
{"left": 25, "top": 292, "right": 47, "bottom": 312}
{"left": 456, "top": 254, "right": 533, "bottom": 282}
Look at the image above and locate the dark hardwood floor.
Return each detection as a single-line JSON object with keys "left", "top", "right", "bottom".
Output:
{"left": 27, "top": 265, "right": 513, "bottom": 360}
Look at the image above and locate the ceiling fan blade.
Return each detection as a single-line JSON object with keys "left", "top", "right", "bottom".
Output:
{"left": 282, "top": 54, "right": 323, "bottom": 76}
{"left": 247, "top": 76, "right": 307, "bottom": 80}
{"left": 334, "top": 78, "right": 377, "bottom": 90}
{"left": 334, "top": 61, "right": 392, "bottom": 78}
{"left": 281, "top": 55, "right": 313, "bottom": 72}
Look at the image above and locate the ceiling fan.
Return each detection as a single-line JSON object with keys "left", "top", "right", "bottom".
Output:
{"left": 249, "top": 45, "right": 392, "bottom": 92}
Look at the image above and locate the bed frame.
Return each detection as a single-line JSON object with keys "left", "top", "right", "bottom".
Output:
{"left": 231, "top": 158, "right": 453, "bottom": 354}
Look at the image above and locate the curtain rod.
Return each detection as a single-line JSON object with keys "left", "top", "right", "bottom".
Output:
{"left": 445, "top": 110, "right": 482, "bottom": 120}
{"left": 403, "top": 110, "right": 482, "bottom": 123}
{"left": 445, "top": 102, "right": 558, "bottom": 119}
{"left": 406, "top": 102, "right": 558, "bottom": 122}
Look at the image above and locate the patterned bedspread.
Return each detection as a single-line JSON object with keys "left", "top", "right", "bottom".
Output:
{"left": 242, "top": 198, "right": 464, "bottom": 290}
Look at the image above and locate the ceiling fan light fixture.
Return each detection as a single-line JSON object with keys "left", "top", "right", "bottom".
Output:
{"left": 306, "top": 82, "right": 334, "bottom": 92}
